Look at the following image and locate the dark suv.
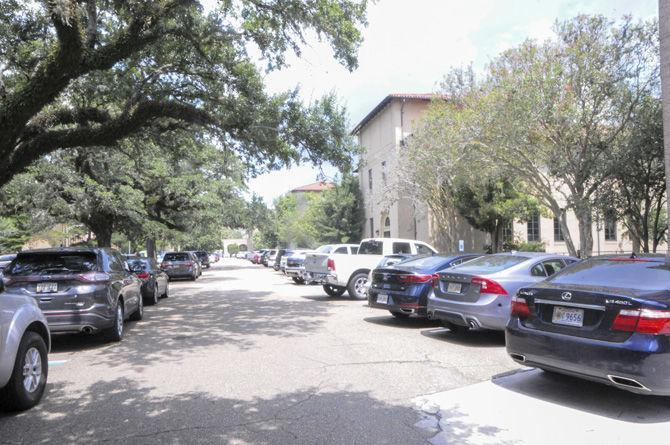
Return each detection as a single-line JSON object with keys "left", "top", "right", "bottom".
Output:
{"left": 1, "top": 248, "right": 143, "bottom": 342}
{"left": 193, "top": 251, "right": 210, "bottom": 269}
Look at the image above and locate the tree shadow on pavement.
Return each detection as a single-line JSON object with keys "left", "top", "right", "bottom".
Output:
{"left": 420, "top": 328, "right": 506, "bottom": 347}
{"left": 492, "top": 368, "right": 670, "bottom": 423}
{"left": 0, "top": 378, "right": 430, "bottom": 444}
{"left": 363, "top": 316, "right": 441, "bottom": 330}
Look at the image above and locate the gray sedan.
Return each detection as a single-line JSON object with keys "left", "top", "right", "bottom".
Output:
{"left": 427, "top": 252, "right": 579, "bottom": 332}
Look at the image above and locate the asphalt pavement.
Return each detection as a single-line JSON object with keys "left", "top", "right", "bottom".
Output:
{"left": 3, "top": 259, "right": 662, "bottom": 444}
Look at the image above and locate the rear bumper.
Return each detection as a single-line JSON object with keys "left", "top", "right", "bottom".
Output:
{"left": 45, "top": 305, "right": 115, "bottom": 333}
{"left": 285, "top": 267, "right": 305, "bottom": 278}
{"left": 427, "top": 292, "right": 509, "bottom": 330}
{"left": 506, "top": 317, "right": 670, "bottom": 395}
{"left": 368, "top": 289, "right": 429, "bottom": 317}
{"left": 163, "top": 268, "right": 194, "bottom": 278}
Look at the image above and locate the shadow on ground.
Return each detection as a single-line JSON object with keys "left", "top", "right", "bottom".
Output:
{"left": 0, "top": 379, "right": 429, "bottom": 444}
{"left": 364, "top": 316, "right": 441, "bottom": 330}
{"left": 419, "top": 328, "right": 506, "bottom": 347}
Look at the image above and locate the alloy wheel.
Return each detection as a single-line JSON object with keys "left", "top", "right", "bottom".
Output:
{"left": 22, "top": 347, "right": 42, "bottom": 393}
{"left": 116, "top": 305, "right": 124, "bottom": 337}
{"left": 354, "top": 277, "right": 368, "bottom": 298}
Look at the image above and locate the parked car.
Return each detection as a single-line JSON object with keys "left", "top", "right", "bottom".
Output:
{"left": 428, "top": 252, "right": 579, "bottom": 333}
{"left": 192, "top": 251, "right": 210, "bottom": 269}
{"left": 251, "top": 250, "right": 268, "bottom": 265}
{"left": 127, "top": 257, "right": 170, "bottom": 305}
{"left": 0, "top": 290, "right": 50, "bottom": 411}
{"left": 284, "top": 250, "right": 314, "bottom": 284}
{"left": 263, "top": 249, "right": 277, "bottom": 267}
{"left": 304, "top": 244, "right": 359, "bottom": 285}
{"left": 0, "top": 253, "right": 17, "bottom": 270}
{"left": 2, "top": 248, "right": 143, "bottom": 341}
{"left": 368, "top": 254, "right": 482, "bottom": 318}
{"left": 507, "top": 254, "right": 670, "bottom": 395}
{"left": 274, "top": 249, "right": 292, "bottom": 271}
{"left": 319, "top": 238, "right": 438, "bottom": 300}
{"left": 361, "top": 254, "right": 416, "bottom": 298}
{"left": 160, "top": 251, "right": 200, "bottom": 280}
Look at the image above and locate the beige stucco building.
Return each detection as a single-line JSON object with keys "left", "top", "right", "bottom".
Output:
{"left": 353, "top": 93, "right": 635, "bottom": 256}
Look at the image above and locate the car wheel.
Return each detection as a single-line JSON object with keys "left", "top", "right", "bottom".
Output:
{"left": 0, "top": 331, "right": 48, "bottom": 411}
{"left": 149, "top": 284, "right": 159, "bottom": 305}
{"left": 161, "top": 281, "right": 169, "bottom": 298}
{"left": 191, "top": 274, "right": 196, "bottom": 281}
{"left": 105, "top": 303, "right": 125, "bottom": 342}
{"left": 390, "top": 310, "right": 411, "bottom": 319}
{"left": 323, "top": 285, "right": 346, "bottom": 297}
{"left": 292, "top": 277, "right": 305, "bottom": 285}
{"left": 130, "top": 294, "right": 143, "bottom": 321}
{"left": 347, "top": 272, "right": 369, "bottom": 300}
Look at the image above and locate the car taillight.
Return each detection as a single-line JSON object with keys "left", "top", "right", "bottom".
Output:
{"left": 327, "top": 258, "right": 335, "bottom": 271}
{"left": 431, "top": 274, "right": 440, "bottom": 287}
{"left": 399, "top": 274, "right": 433, "bottom": 284}
{"left": 612, "top": 309, "right": 670, "bottom": 335}
{"left": 77, "top": 272, "right": 111, "bottom": 283}
{"left": 511, "top": 296, "right": 530, "bottom": 318}
{"left": 471, "top": 276, "right": 508, "bottom": 295}
{"left": 136, "top": 272, "right": 150, "bottom": 279}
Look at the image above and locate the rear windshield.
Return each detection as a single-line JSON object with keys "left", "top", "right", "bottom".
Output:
{"left": 316, "top": 245, "right": 333, "bottom": 253}
{"left": 359, "top": 240, "right": 383, "bottom": 255}
{"left": 164, "top": 253, "right": 189, "bottom": 262}
{"left": 378, "top": 255, "right": 410, "bottom": 267}
{"left": 127, "top": 259, "right": 150, "bottom": 272}
{"left": 548, "top": 259, "right": 670, "bottom": 290}
{"left": 7, "top": 252, "right": 98, "bottom": 276}
{"left": 195, "top": 252, "right": 208, "bottom": 259}
{"left": 452, "top": 255, "right": 529, "bottom": 274}
{"left": 396, "top": 255, "right": 451, "bottom": 271}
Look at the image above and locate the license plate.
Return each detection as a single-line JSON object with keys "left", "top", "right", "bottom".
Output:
{"left": 552, "top": 306, "right": 584, "bottom": 327}
{"left": 36, "top": 282, "right": 58, "bottom": 293}
{"left": 377, "top": 294, "right": 389, "bottom": 304}
{"left": 447, "top": 282, "right": 462, "bottom": 293}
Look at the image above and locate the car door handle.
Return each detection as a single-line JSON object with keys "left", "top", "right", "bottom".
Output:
{"left": 40, "top": 297, "right": 53, "bottom": 302}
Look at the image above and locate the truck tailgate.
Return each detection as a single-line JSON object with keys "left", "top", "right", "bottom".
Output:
{"left": 304, "top": 253, "right": 330, "bottom": 274}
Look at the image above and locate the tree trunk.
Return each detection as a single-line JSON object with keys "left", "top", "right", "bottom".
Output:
{"left": 549, "top": 203, "right": 577, "bottom": 257}
{"left": 660, "top": 0, "right": 670, "bottom": 258}
{"left": 93, "top": 226, "right": 113, "bottom": 248}
{"left": 573, "top": 201, "right": 593, "bottom": 258}
{"left": 147, "top": 238, "right": 156, "bottom": 260}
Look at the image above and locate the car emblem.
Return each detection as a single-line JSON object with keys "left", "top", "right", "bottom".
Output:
{"left": 561, "top": 292, "right": 572, "bottom": 301}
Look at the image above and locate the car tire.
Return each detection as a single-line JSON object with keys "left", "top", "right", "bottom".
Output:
{"left": 390, "top": 310, "right": 410, "bottom": 319}
{"left": 105, "top": 303, "right": 125, "bottom": 342}
{"left": 347, "top": 272, "right": 369, "bottom": 300}
{"left": 129, "top": 295, "right": 143, "bottom": 321}
{"left": 292, "top": 277, "right": 305, "bottom": 285}
{"left": 191, "top": 274, "right": 196, "bottom": 281}
{"left": 148, "top": 284, "right": 159, "bottom": 306}
{"left": 0, "top": 331, "right": 48, "bottom": 412}
{"left": 323, "top": 285, "right": 346, "bottom": 297}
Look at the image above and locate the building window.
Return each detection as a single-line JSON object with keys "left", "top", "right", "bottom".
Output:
{"left": 501, "top": 220, "right": 513, "bottom": 243}
{"left": 527, "top": 213, "right": 540, "bottom": 242}
{"left": 381, "top": 161, "right": 387, "bottom": 183}
{"left": 553, "top": 217, "right": 565, "bottom": 242}
{"left": 604, "top": 212, "right": 617, "bottom": 241}
{"left": 383, "top": 216, "right": 391, "bottom": 238}
{"left": 368, "top": 169, "right": 373, "bottom": 191}
{"left": 369, "top": 217, "right": 374, "bottom": 238}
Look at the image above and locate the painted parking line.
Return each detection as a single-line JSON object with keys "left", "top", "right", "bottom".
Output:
{"left": 48, "top": 360, "right": 68, "bottom": 367}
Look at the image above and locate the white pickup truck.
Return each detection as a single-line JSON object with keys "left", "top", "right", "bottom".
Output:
{"left": 306, "top": 238, "right": 438, "bottom": 299}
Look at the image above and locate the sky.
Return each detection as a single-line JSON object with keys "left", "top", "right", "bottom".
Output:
{"left": 211, "top": 0, "right": 658, "bottom": 205}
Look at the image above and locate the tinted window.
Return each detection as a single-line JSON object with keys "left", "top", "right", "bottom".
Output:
{"left": 415, "top": 244, "right": 434, "bottom": 255}
{"left": 195, "top": 251, "right": 208, "bottom": 259}
{"left": 334, "top": 247, "right": 348, "bottom": 254}
{"left": 378, "top": 255, "right": 409, "bottom": 267}
{"left": 542, "top": 259, "right": 565, "bottom": 276}
{"left": 128, "top": 259, "right": 151, "bottom": 272}
{"left": 164, "top": 253, "right": 189, "bottom": 262}
{"left": 359, "top": 241, "right": 383, "bottom": 255}
{"left": 351, "top": 247, "right": 359, "bottom": 254}
{"left": 109, "top": 253, "right": 125, "bottom": 272}
{"left": 8, "top": 252, "right": 98, "bottom": 276}
{"left": 396, "top": 256, "right": 450, "bottom": 271}
{"left": 453, "top": 255, "right": 529, "bottom": 274}
{"left": 392, "top": 242, "right": 411, "bottom": 254}
{"left": 530, "top": 263, "right": 547, "bottom": 277}
{"left": 549, "top": 259, "right": 670, "bottom": 290}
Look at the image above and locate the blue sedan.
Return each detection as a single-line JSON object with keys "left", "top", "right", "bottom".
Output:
{"left": 507, "top": 255, "right": 670, "bottom": 395}
{"left": 367, "top": 254, "right": 481, "bottom": 319}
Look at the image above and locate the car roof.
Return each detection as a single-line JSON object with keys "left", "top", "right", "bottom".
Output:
{"left": 16, "top": 247, "right": 103, "bottom": 254}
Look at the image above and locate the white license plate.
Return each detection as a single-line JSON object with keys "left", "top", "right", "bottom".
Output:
{"left": 377, "top": 294, "right": 389, "bottom": 304}
{"left": 447, "top": 282, "right": 462, "bottom": 293}
{"left": 552, "top": 306, "right": 584, "bottom": 327}
{"left": 36, "top": 282, "right": 58, "bottom": 293}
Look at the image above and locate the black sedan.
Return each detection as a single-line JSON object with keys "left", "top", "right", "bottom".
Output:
{"left": 127, "top": 258, "right": 169, "bottom": 305}
{"left": 368, "top": 254, "right": 480, "bottom": 319}
{"left": 506, "top": 255, "right": 670, "bottom": 395}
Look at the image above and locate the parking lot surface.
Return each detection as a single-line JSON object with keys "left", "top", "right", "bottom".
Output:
{"left": 2, "top": 259, "right": 667, "bottom": 444}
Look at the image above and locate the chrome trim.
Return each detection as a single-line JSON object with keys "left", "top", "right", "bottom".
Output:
{"left": 607, "top": 375, "right": 651, "bottom": 392}
{"left": 534, "top": 298, "right": 606, "bottom": 311}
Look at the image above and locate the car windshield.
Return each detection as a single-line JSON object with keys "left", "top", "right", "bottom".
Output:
{"left": 452, "top": 255, "right": 529, "bottom": 274}
{"left": 164, "top": 253, "right": 189, "bottom": 262}
{"left": 316, "top": 245, "right": 333, "bottom": 253}
{"left": 6, "top": 252, "right": 98, "bottom": 276}
{"left": 396, "top": 255, "right": 450, "bottom": 271}
{"left": 358, "top": 240, "right": 383, "bottom": 255}
{"left": 548, "top": 258, "right": 670, "bottom": 290}
{"left": 127, "top": 259, "right": 150, "bottom": 272}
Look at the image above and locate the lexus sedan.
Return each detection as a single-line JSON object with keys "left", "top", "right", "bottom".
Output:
{"left": 368, "top": 254, "right": 481, "bottom": 319}
{"left": 507, "top": 255, "right": 670, "bottom": 395}
{"left": 428, "top": 252, "right": 579, "bottom": 333}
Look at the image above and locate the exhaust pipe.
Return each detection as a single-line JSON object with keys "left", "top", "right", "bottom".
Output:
{"left": 607, "top": 375, "right": 651, "bottom": 391}
{"left": 509, "top": 353, "right": 526, "bottom": 363}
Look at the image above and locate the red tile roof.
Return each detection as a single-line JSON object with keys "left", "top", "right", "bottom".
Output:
{"left": 291, "top": 181, "right": 335, "bottom": 192}
{"left": 351, "top": 93, "right": 447, "bottom": 135}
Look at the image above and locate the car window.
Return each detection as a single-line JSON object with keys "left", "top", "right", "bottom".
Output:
{"left": 7, "top": 252, "right": 99, "bottom": 276}
{"left": 415, "top": 244, "right": 433, "bottom": 255}
{"left": 164, "top": 253, "right": 189, "bottom": 262}
{"left": 350, "top": 246, "right": 359, "bottom": 254}
{"left": 359, "top": 240, "right": 383, "bottom": 255}
{"left": 548, "top": 258, "right": 670, "bottom": 290}
{"left": 334, "top": 247, "right": 348, "bottom": 254}
{"left": 316, "top": 245, "right": 333, "bottom": 253}
{"left": 530, "top": 263, "right": 547, "bottom": 277}
{"left": 542, "top": 259, "right": 566, "bottom": 277}
{"left": 127, "top": 259, "right": 150, "bottom": 272}
{"left": 392, "top": 242, "right": 411, "bottom": 254}
{"left": 453, "top": 255, "right": 530, "bottom": 274}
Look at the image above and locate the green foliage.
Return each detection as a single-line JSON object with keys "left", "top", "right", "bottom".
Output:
{"left": 0, "top": 215, "right": 31, "bottom": 252}
{"left": 227, "top": 244, "right": 239, "bottom": 255}
{"left": 515, "top": 241, "right": 546, "bottom": 252}
{"left": 310, "top": 175, "right": 363, "bottom": 243}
